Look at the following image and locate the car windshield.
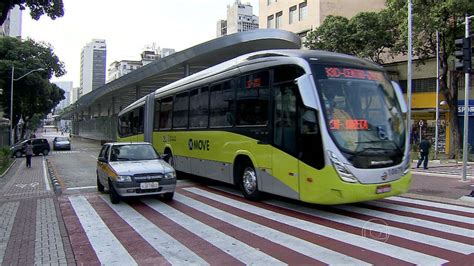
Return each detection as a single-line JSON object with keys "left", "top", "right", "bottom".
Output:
{"left": 312, "top": 65, "right": 406, "bottom": 154}
{"left": 110, "top": 144, "right": 159, "bottom": 161}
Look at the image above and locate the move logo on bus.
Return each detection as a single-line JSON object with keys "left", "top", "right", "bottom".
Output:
{"left": 188, "top": 138, "right": 210, "bottom": 151}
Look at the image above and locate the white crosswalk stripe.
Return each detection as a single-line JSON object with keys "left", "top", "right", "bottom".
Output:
{"left": 69, "top": 196, "right": 137, "bottom": 265}
{"left": 183, "top": 188, "right": 448, "bottom": 265}
{"left": 100, "top": 195, "right": 208, "bottom": 265}
{"left": 142, "top": 197, "right": 286, "bottom": 265}
{"left": 62, "top": 187, "right": 473, "bottom": 265}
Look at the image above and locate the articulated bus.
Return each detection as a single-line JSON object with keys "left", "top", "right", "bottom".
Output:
{"left": 117, "top": 49, "right": 411, "bottom": 204}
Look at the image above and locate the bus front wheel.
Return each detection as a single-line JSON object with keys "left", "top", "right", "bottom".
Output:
{"left": 239, "top": 164, "right": 261, "bottom": 201}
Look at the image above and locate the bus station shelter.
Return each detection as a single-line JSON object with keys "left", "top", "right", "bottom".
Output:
{"left": 60, "top": 29, "right": 301, "bottom": 141}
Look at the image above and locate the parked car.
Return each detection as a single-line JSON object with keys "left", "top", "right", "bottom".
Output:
{"left": 10, "top": 138, "right": 51, "bottom": 158}
{"left": 96, "top": 142, "right": 176, "bottom": 204}
{"left": 53, "top": 137, "right": 71, "bottom": 150}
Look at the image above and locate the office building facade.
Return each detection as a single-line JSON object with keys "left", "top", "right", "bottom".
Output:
{"left": 217, "top": 0, "right": 259, "bottom": 37}
{"left": 259, "top": 0, "right": 385, "bottom": 36}
{"left": 80, "top": 39, "right": 106, "bottom": 97}
{"left": 1, "top": 6, "right": 22, "bottom": 38}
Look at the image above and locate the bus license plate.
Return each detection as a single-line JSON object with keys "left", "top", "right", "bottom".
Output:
{"left": 376, "top": 184, "right": 391, "bottom": 194}
{"left": 140, "top": 182, "right": 159, "bottom": 190}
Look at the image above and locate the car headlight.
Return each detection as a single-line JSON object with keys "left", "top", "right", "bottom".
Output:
{"left": 164, "top": 171, "right": 176, "bottom": 179}
{"left": 328, "top": 151, "right": 358, "bottom": 183}
{"left": 116, "top": 175, "right": 132, "bottom": 182}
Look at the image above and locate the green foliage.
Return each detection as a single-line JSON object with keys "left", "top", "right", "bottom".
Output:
{"left": 0, "top": 37, "right": 66, "bottom": 140}
{"left": 0, "top": 147, "right": 13, "bottom": 175}
{"left": 0, "top": 0, "right": 64, "bottom": 25}
{"left": 303, "top": 11, "right": 398, "bottom": 64}
{"left": 385, "top": 0, "right": 474, "bottom": 159}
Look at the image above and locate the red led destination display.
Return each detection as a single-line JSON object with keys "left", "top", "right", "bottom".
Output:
{"left": 330, "top": 119, "right": 368, "bottom": 130}
{"left": 325, "top": 67, "right": 384, "bottom": 81}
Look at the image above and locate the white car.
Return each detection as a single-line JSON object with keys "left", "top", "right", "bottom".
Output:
{"left": 96, "top": 142, "right": 176, "bottom": 204}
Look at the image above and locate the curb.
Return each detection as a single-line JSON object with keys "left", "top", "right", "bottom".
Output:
{"left": 401, "top": 193, "right": 474, "bottom": 207}
{"left": 45, "top": 158, "right": 62, "bottom": 195}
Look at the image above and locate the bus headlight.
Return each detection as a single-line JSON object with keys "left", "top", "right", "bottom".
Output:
{"left": 116, "top": 175, "right": 132, "bottom": 182}
{"left": 164, "top": 171, "right": 176, "bottom": 179}
{"left": 328, "top": 151, "right": 358, "bottom": 183}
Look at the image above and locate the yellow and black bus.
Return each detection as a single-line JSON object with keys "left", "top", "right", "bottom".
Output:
{"left": 117, "top": 50, "right": 411, "bottom": 204}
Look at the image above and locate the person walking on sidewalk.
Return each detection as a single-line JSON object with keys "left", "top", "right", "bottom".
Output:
{"left": 417, "top": 136, "right": 431, "bottom": 170}
{"left": 25, "top": 140, "right": 33, "bottom": 168}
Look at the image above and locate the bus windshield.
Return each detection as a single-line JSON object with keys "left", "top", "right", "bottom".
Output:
{"left": 312, "top": 65, "right": 406, "bottom": 157}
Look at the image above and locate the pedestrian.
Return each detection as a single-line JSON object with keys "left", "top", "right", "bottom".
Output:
{"left": 416, "top": 136, "right": 431, "bottom": 170}
{"left": 25, "top": 140, "right": 33, "bottom": 168}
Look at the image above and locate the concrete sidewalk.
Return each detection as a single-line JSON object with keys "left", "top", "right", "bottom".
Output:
{"left": 409, "top": 159, "right": 474, "bottom": 206}
{"left": 0, "top": 156, "right": 74, "bottom": 265}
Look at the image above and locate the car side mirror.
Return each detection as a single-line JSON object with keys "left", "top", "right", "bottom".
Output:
{"left": 98, "top": 157, "right": 107, "bottom": 163}
{"left": 161, "top": 154, "right": 171, "bottom": 162}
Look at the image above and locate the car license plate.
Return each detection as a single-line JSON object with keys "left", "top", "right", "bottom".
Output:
{"left": 140, "top": 182, "right": 159, "bottom": 189}
{"left": 376, "top": 184, "right": 391, "bottom": 194}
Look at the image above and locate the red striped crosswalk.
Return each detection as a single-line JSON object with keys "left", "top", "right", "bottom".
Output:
{"left": 58, "top": 185, "right": 474, "bottom": 265}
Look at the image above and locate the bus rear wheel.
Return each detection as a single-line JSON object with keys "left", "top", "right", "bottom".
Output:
{"left": 239, "top": 164, "right": 261, "bottom": 201}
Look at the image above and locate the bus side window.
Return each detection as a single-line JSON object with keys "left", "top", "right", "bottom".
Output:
{"left": 273, "top": 84, "right": 297, "bottom": 156}
{"left": 190, "top": 87, "right": 209, "bottom": 128}
{"left": 173, "top": 92, "right": 189, "bottom": 129}
{"left": 299, "top": 107, "right": 324, "bottom": 169}
{"left": 160, "top": 97, "right": 173, "bottom": 129}
{"left": 210, "top": 81, "right": 234, "bottom": 127}
{"left": 153, "top": 99, "right": 160, "bottom": 131}
{"left": 236, "top": 71, "right": 270, "bottom": 126}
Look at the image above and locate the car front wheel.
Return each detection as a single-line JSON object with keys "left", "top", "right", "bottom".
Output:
{"left": 97, "top": 174, "right": 104, "bottom": 192}
{"left": 42, "top": 149, "right": 49, "bottom": 156}
{"left": 109, "top": 180, "right": 120, "bottom": 204}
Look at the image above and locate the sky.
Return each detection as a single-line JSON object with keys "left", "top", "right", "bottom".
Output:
{"left": 21, "top": 0, "right": 260, "bottom": 87}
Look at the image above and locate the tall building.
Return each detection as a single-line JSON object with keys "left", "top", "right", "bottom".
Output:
{"left": 70, "top": 87, "right": 79, "bottom": 105}
{"left": 53, "top": 81, "right": 73, "bottom": 110}
{"left": 217, "top": 0, "right": 259, "bottom": 37}
{"left": 259, "top": 0, "right": 385, "bottom": 36}
{"left": 1, "top": 6, "right": 22, "bottom": 38}
{"left": 108, "top": 47, "right": 175, "bottom": 82}
{"left": 79, "top": 39, "right": 106, "bottom": 97}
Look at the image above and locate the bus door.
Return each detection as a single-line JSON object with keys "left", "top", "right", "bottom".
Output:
{"left": 272, "top": 83, "right": 300, "bottom": 199}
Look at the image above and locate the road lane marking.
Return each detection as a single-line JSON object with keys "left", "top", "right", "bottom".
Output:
{"left": 67, "top": 186, "right": 97, "bottom": 190}
{"left": 388, "top": 196, "right": 474, "bottom": 213}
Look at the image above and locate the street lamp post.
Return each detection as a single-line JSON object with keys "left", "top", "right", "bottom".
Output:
{"left": 10, "top": 66, "right": 45, "bottom": 145}
{"left": 462, "top": 15, "right": 474, "bottom": 182}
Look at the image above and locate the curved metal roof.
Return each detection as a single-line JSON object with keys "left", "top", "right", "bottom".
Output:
{"left": 61, "top": 29, "right": 301, "bottom": 119}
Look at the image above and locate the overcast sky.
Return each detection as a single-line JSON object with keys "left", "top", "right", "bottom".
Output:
{"left": 22, "top": 0, "right": 260, "bottom": 87}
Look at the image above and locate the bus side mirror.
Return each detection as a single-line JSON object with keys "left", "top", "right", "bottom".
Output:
{"left": 296, "top": 74, "right": 318, "bottom": 110}
{"left": 391, "top": 81, "right": 408, "bottom": 114}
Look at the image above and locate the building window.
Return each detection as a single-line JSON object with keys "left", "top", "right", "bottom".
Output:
{"left": 398, "top": 78, "right": 437, "bottom": 93}
{"left": 289, "top": 5, "right": 297, "bottom": 24}
{"left": 299, "top": 2, "right": 308, "bottom": 21}
{"left": 267, "top": 15, "right": 275, "bottom": 29}
{"left": 276, "top": 11, "right": 283, "bottom": 29}
{"left": 267, "top": 0, "right": 276, "bottom": 5}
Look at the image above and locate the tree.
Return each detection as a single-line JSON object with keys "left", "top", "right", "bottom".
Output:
{"left": 385, "top": 0, "right": 474, "bottom": 158}
{"left": 304, "top": 11, "right": 398, "bottom": 64}
{"left": 0, "top": 0, "right": 64, "bottom": 25}
{"left": 0, "top": 37, "right": 66, "bottom": 141}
